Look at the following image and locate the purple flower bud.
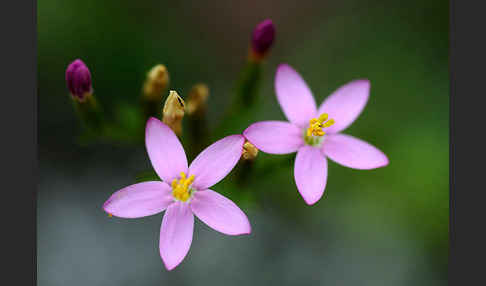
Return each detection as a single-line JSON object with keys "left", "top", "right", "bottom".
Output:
{"left": 66, "top": 59, "right": 92, "bottom": 100}
{"left": 251, "top": 19, "right": 275, "bottom": 55}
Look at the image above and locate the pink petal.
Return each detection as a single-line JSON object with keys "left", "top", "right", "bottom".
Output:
{"left": 317, "top": 79, "right": 370, "bottom": 133}
{"left": 275, "top": 64, "right": 317, "bottom": 127}
{"left": 159, "top": 202, "right": 194, "bottom": 271}
{"left": 189, "top": 135, "right": 245, "bottom": 190}
{"left": 190, "top": 189, "right": 251, "bottom": 235}
{"left": 322, "top": 133, "right": 389, "bottom": 170}
{"left": 145, "top": 117, "right": 188, "bottom": 183}
{"left": 102, "top": 181, "right": 173, "bottom": 218}
{"left": 243, "top": 121, "right": 304, "bottom": 154}
{"left": 294, "top": 146, "right": 328, "bottom": 205}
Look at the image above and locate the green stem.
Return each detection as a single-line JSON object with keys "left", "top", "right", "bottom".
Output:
{"left": 73, "top": 94, "right": 104, "bottom": 134}
{"left": 187, "top": 115, "right": 210, "bottom": 161}
{"left": 141, "top": 96, "right": 163, "bottom": 123}
{"left": 212, "top": 60, "right": 263, "bottom": 140}
{"left": 233, "top": 60, "right": 263, "bottom": 108}
{"left": 235, "top": 159, "right": 255, "bottom": 186}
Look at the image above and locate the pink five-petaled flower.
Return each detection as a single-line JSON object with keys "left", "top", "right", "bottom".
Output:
{"left": 103, "top": 117, "right": 251, "bottom": 270}
{"left": 243, "top": 64, "right": 389, "bottom": 205}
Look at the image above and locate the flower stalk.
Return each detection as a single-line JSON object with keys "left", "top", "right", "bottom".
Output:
{"left": 236, "top": 19, "right": 274, "bottom": 107}
{"left": 66, "top": 59, "right": 104, "bottom": 134}
{"left": 213, "top": 20, "right": 276, "bottom": 140}
{"left": 72, "top": 94, "right": 104, "bottom": 134}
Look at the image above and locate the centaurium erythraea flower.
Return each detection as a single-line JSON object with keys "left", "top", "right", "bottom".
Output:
{"left": 243, "top": 64, "right": 389, "bottom": 205}
{"left": 103, "top": 117, "right": 251, "bottom": 270}
{"left": 65, "top": 59, "right": 92, "bottom": 100}
{"left": 251, "top": 19, "right": 275, "bottom": 56}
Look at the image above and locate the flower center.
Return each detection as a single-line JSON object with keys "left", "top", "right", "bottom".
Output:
{"left": 171, "top": 172, "right": 195, "bottom": 202}
{"left": 304, "top": 113, "right": 335, "bottom": 146}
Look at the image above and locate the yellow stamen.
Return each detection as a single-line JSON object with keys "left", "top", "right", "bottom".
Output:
{"left": 317, "top": 113, "right": 328, "bottom": 122}
{"left": 306, "top": 113, "right": 335, "bottom": 137}
{"left": 108, "top": 213, "right": 112, "bottom": 217}
{"left": 321, "top": 118, "right": 335, "bottom": 128}
{"left": 172, "top": 172, "right": 195, "bottom": 202}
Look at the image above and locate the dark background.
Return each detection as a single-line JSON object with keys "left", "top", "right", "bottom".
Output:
{"left": 38, "top": 0, "right": 448, "bottom": 285}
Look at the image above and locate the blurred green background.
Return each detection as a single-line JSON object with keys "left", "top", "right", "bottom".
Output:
{"left": 38, "top": 0, "right": 448, "bottom": 285}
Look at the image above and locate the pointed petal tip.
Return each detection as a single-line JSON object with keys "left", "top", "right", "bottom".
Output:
{"left": 277, "top": 63, "right": 291, "bottom": 71}
{"left": 146, "top": 116, "right": 163, "bottom": 131}
{"left": 102, "top": 196, "right": 117, "bottom": 215}
{"left": 353, "top": 79, "right": 371, "bottom": 90}
{"left": 354, "top": 78, "right": 370, "bottom": 85}
{"left": 228, "top": 220, "right": 252, "bottom": 236}
{"left": 244, "top": 224, "right": 252, "bottom": 235}
{"left": 302, "top": 196, "right": 320, "bottom": 206}
{"left": 375, "top": 154, "right": 389, "bottom": 169}
{"left": 222, "top": 226, "right": 252, "bottom": 236}
{"left": 145, "top": 117, "right": 157, "bottom": 134}
{"left": 161, "top": 258, "right": 179, "bottom": 271}
{"left": 101, "top": 199, "right": 110, "bottom": 212}
{"left": 299, "top": 188, "right": 324, "bottom": 205}
{"left": 234, "top": 230, "right": 251, "bottom": 236}
{"left": 147, "top": 116, "right": 159, "bottom": 124}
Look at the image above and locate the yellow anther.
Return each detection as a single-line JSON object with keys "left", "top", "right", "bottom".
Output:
{"left": 322, "top": 118, "right": 335, "bottom": 128}
{"left": 108, "top": 213, "right": 113, "bottom": 218}
{"left": 317, "top": 113, "right": 329, "bottom": 123}
{"left": 306, "top": 113, "right": 335, "bottom": 138}
{"left": 171, "top": 172, "right": 195, "bottom": 202}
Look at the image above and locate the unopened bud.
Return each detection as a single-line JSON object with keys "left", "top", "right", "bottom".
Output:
{"left": 250, "top": 19, "right": 275, "bottom": 60}
{"left": 143, "top": 64, "right": 169, "bottom": 100}
{"left": 66, "top": 59, "right": 92, "bottom": 101}
{"left": 186, "top": 83, "right": 209, "bottom": 116}
{"left": 242, "top": 141, "right": 259, "bottom": 160}
{"left": 162, "top": 90, "right": 185, "bottom": 136}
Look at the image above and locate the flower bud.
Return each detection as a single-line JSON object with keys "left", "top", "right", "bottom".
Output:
{"left": 143, "top": 64, "right": 170, "bottom": 100}
{"left": 66, "top": 59, "right": 92, "bottom": 101}
{"left": 162, "top": 90, "right": 185, "bottom": 136}
{"left": 242, "top": 141, "right": 259, "bottom": 160}
{"left": 251, "top": 19, "right": 275, "bottom": 57}
{"left": 186, "top": 83, "right": 209, "bottom": 117}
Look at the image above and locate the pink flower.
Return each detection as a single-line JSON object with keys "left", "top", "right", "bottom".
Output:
{"left": 103, "top": 118, "right": 251, "bottom": 270}
{"left": 243, "top": 64, "right": 389, "bottom": 205}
